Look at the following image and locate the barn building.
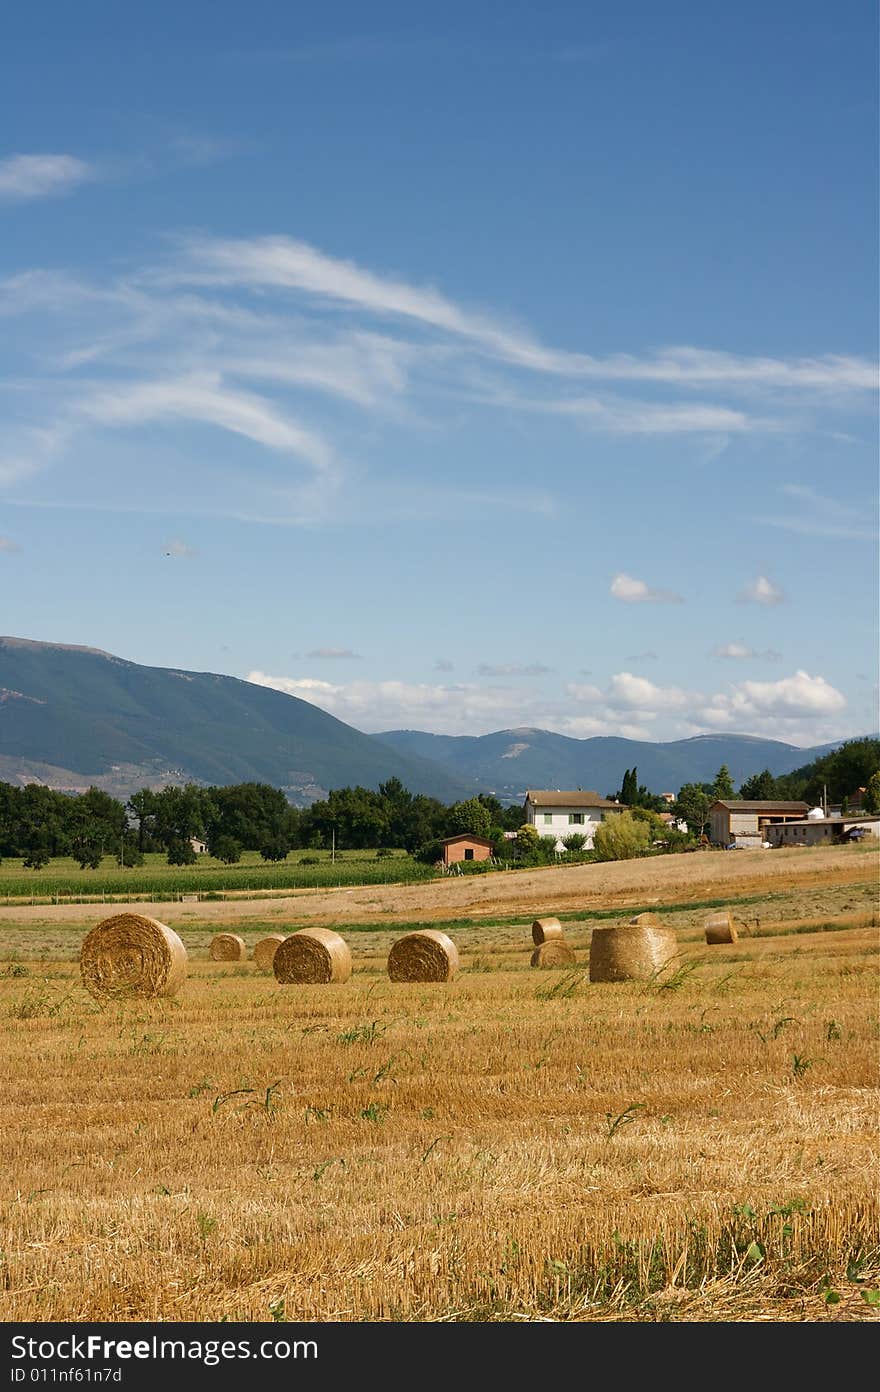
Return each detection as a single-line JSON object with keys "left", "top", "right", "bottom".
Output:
{"left": 709, "top": 799, "right": 810, "bottom": 848}
{"left": 439, "top": 833, "right": 494, "bottom": 867}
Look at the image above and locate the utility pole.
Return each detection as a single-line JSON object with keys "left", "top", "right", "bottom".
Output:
{"left": 823, "top": 783, "right": 828, "bottom": 816}
{"left": 331, "top": 828, "right": 335, "bottom": 864}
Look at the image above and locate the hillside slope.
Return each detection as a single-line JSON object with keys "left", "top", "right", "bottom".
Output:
{"left": 375, "top": 727, "right": 853, "bottom": 801}
{"left": 0, "top": 638, "right": 469, "bottom": 803}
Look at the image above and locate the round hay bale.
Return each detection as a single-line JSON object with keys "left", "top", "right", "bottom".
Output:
{"left": 80, "top": 914, "right": 187, "bottom": 1000}
{"left": 273, "top": 928, "right": 351, "bottom": 985}
{"left": 629, "top": 912, "right": 661, "bottom": 926}
{"left": 387, "top": 930, "right": 459, "bottom": 983}
{"left": 589, "top": 923, "right": 678, "bottom": 983}
{"left": 253, "top": 933, "right": 286, "bottom": 969}
{"left": 531, "top": 916, "right": 564, "bottom": 946}
{"left": 530, "top": 939, "right": 577, "bottom": 968}
{"left": 705, "top": 911, "right": 738, "bottom": 945}
{"left": 209, "top": 932, "right": 247, "bottom": 962}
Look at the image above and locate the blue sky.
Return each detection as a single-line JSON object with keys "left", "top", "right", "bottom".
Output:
{"left": 1, "top": 0, "right": 877, "bottom": 746}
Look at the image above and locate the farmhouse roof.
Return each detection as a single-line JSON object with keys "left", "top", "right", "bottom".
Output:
{"left": 712, "top": 800, "right": 810, "bottom": 812}
{"left": 439, "top": 833, "right": 495, "bottom": 847}
{"left": 524, "top": 789, "right": 622, "bottom": 809}
{"left": 771, "top": 815, "right": 877, "bottom": 827}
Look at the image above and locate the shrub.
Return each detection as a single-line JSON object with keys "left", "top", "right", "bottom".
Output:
{"left": 415, "top": 839, "right": 444, "bottom": 865}
{"left": 514, "top": 824, "right": 542, "bottom": 854}
{"left": 260, "top": 838, "right": 289, "bottom": 862}
{"left": 562, "top": 833, "right": 587, "bottom": 852}
{"left": 23, "top": 847, "right": 51, "bottom": 871}
{"left": 117, "top": 840, "right": 144, "bottom": 868}
{"left": 593, "top": 813, "right": 652, "bottom": 861}
{"left": 212, "top": 836, "right": 242, "bottom": 865}
{"left": 167, "top": 838, "right": 197, "bottom": 866}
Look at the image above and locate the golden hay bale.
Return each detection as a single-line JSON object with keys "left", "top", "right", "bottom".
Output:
{"left": 387, "top": 930, "right": 459, "bottom": 983}
{"left": 530, "top": 939, "right": 577, "bottom": 968}
{"left": 588, "top": 923, "right": 678, "bottom": 983}
{"left": 629, "top": 912, "right": 661, "bottom": 926}
{"left": 80, "top": 914, "right": 187, "bottom": 1000}
{"left": 273, "top": 928, "right": 352, "bottom": 984}
{"left": 253, "top": 934, "right": 286, "bottom": 969}
{"left": 531, "top": 916, "right": 564, "bottom": 946}
{"left": 705, "top": 911, "right": 738, "bottom": 945}
{"left": 209, "top": 932, "right": 247, "bottom": 962}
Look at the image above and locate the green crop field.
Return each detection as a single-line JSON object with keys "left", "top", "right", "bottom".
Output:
{"left": 0, "top": 848, "right": 436, "bottom": 903}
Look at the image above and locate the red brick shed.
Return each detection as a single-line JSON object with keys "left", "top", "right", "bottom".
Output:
{"left": 440, "top": 833, "right": 494, "bottom": 867}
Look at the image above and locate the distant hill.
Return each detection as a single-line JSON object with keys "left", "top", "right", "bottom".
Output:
{"left": 374, "top": 727, "right": 861, "bottom": 802}
{"left": 0, "top": 638, "right": 470, "bottom": 804}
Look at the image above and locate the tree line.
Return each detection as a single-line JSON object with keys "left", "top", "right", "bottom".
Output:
{"left": 667, "top": 738, "right": 880, "bottom": 838}
{"left": 0, "top": 737, "right": 876, "bottom": 869}
{"left": 0, "top": 778, "right": 525, "bottom": 870}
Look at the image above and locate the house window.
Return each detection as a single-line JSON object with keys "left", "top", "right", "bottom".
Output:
{"left": 464, "top": 848, "right": 474, "bottom": 861}
{"left": 569, "top": 813, "right": 584, "bottom": 825}
{"left": 543, "top": 813, "right": 553, "bottom": 824}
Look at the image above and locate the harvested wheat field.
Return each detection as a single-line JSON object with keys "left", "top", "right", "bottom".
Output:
{"left": 0, "top": 846, "right": 877, "bottom": 1323}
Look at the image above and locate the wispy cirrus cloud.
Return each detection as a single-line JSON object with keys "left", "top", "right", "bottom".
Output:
{"left": 78, "top": 374, "right": 335, "bottom": 473}
{"left": 1, "top": 231, "right": 876, "bottom": 528}
{"left": 610, "top": 573, "right": 684, "bottom": 604}
{"left": 159, "top": 235, "right": 878, "bottom": 394}
{"left": 754, "top": 484, "right": 877, "bottom": 540}
{"left": 0, "top": 153, "right": 94, "bottom": 202}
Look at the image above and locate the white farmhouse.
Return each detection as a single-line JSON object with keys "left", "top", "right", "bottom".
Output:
{"left": 523, "top": 789, "right": 626, "bottom": 851}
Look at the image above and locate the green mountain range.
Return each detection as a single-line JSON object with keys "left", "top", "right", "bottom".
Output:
{"left": 0, "top": 638, "right": 470, "bottom": 803}
{"left": 374, "top": 726, "right": 853, "bottom": 802}
{"left": 0, "top": 637, "right": 862, "bottom": 806}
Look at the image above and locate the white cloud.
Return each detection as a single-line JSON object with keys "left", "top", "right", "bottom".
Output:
{"left": 522, "top": 394, "right": 773, "bottom": 434}
{"left": 0, "top": 154, "right": 93, "bottom": 202}
{"left": 714, "top": 642, "right": 754, "bottom": 659}
{"left": 697, "top": 671, "right": 848, "bottom": 743}
{"left": 247, "top": 670, "right": 551, "bottom": 734}
{"left": 605, "top": 672, "right": 690, "bottom": 711}
{"left": 162, "top": 538, "right": 197, "bottom": 558}
{"left": 0, "top": 535, "right": 21, "bottom": 553}
{"left": 738, "top": 575, "right": 785, "bottom": 606}
{"left": 78, "top": 374, "right": 333, "bottom": 472}
{"left": 713, "top": 642, "right": 782, "bottom": 660}
{"left": 162, "top": 235, "right": 878, "bottom": 393}
{"left": 2, "top": 232, "right": 876, "bottom": 532}
{"left": 610, "top": 572, "right": 684, "bottom": 604}
{"left": 246, "top": 665, "right": 854, "bottom": 745}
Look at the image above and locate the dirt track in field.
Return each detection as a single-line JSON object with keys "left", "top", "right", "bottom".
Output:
{"left": 0, "top": 842, "right": 875, "bottom": 927}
